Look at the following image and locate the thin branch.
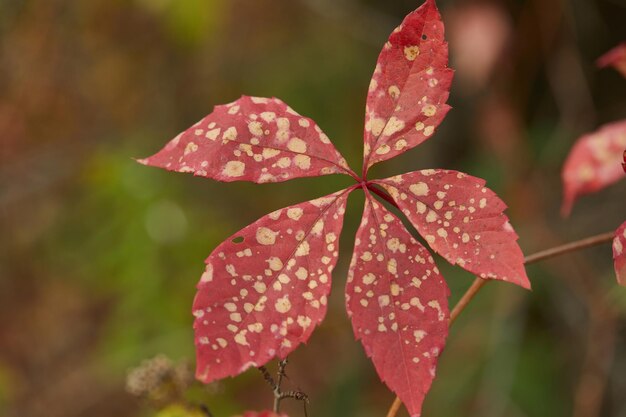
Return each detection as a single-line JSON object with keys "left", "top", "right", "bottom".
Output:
{"left": 384, "top": 230, "right": 616, "bottom": 417}
{"left": 523, "top": 232, "right": 615, "bottom": 264}
{"left": 385, "top": 397, "right": 403, "bottom": 417}
{"left": 450, "top": 278, "right": 488, "bottom": 325}
{"left": 366, "top": 183, "right": 400, "bottom": 209}
{"left": 274, "top": 359, "right": 289, "bottom": 412}
{"left": 258, "top": 366, "right": 277, "bottom": 391}
{"left": 259, "top": 358, "right": 309, "bottom": 415}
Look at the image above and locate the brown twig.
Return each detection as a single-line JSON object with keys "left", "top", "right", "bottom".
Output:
{"left": 274, "top": 359, "right": 288, "bottom": 412}
{"left": 450, "top": 277, "right": 488, "bottom": 325}
{"left": 523, "top": 232, "right": 615, "bottom": 264}
{"left": 259, "top": 358, "right": 309, "bottom": 415}
{"left": 385, "top": 397, "right": 403, "bottom": 417}
{"left": 385, "top": 230, "right": 616, "bottom": 417}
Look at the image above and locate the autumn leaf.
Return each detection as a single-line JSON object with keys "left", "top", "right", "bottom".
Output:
{"left": 561, "top": 120, "right": 626, "bottom": 216}
{"left": 140, "top": 0, "right": 530, "bottom": 415}
{"left": 138, "top": 95, "right": 357, "bottom": 183}
{"left": 597, "top": 42, "right": 626, "bottom": 78}
{"left": 614, "top": 221, "right": 626, "bottom": 286}
{"left": 362, "top": 0, "right": 453, "bottom": 171}
{"left": 346, "top": 193, "right": 449, "bottom": 416}
{"left": 375, "top": 170, "right": 530, "bottom": 289}
{"left": 193, "top": 189, "right": 351, "bottom": 382}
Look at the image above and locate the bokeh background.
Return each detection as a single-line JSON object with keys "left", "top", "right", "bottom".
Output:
{"left": 1, "top": 0, "right": 626, "bottom": 416}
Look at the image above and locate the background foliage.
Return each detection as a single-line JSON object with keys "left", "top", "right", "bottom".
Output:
{"left": 1, "top": 0, "right": 625, "bottom": 416}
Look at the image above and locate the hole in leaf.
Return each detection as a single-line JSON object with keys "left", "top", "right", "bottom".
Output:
{"left": 232, "top": 236, "right": 244, "bottom": 244}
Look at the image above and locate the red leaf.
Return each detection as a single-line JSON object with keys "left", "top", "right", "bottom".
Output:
{"left": 138, "top": 96, "right": 355, "bottom": 183}
{"left": 375, "top": 170, "right": 530, "bottom": 289}
{"left": 193, "top": 189, "right": 352, "bottom": 383}
{"left": 561, "top": 120, "right": 626, "bottom": 216}
{"left": 597, "top": 42, "right": 626, "bottom": 78}
{"left": 614, "top": 221, "right": 626, "bottom": 286}
{"left": 346, "top": 193, "right": 449, "bottom": 417}
{"left": 362, "top": 0, "right": 453, "bottom": 172}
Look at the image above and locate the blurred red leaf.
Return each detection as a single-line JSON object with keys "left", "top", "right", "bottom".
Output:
{"left": 376, "top": 170, "right": 530, "bottom": 289}
{"left": 614, "top": 221, "right": 626, "bottom": 286}
{"left": 597, "top": 42, "right": 626, "bottom": 78}
{"left": 561, "top": 120, "right": 626, "bottom": 216}
{"left": 448, "top": 3, "right": 511, "bottom": 92}
{"left": 346, "top": 194, "right": 449, "bottom": 417}
{"left": 362, "top": 0, "right": 452, "bottom": 171}
{"left": 194, "top": 189, "right": 351, "bottom": 383}
{"left": 138, "top": 95, "right": 355, "bottom": 183}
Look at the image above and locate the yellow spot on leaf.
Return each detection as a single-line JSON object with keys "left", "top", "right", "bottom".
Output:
{"left": 287, "top": 138, "right": 307, "bottom": 153}
{"left": 222, "top": 161, "right": 245, "bottom": 177}
{"left": 256, "top": 227, "right": 277, "bottom": 245}
{"left": 404, "top": 45, "right": 420, "bottom": 61}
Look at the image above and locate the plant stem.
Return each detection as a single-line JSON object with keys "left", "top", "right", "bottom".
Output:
{"left": 274, "top": 359, "right": 288, "bottom": 412}
{"left": 366, "top": 183, "right": 400, "bottom": 209}
{"left": 384, "top": 230, "right": 615, "bottom": 417}
{"left": 385, "top": 397, "right": 403, "bottom": 417}
{"left": 523, "top": 231, "right": 615, "bottom": 264}
{"left": 450, "top": 278, "right": 487, "bottom": 325}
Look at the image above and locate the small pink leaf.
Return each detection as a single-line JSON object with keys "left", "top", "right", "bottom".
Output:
{"left": 561, "top": 120, "right": 626, "bottom": 216}
{"left": 375, "top": 170, "right": 530, "bottom": 289}
{"left": 614, "top": 221, "right": 626, "bottom": 286}
{"left": 346, "top": 193, "right": 449, "bottom": 417}
{"left": 193, "top": 189, "right": 352, "bottom": 383}
{"left": 138, "top": 96, "right": 354, "bottom": 183}
{"left": 363, "top": 0, "right": 453, "bottom": 171}
{"left": 597, "top": 42, "right": 626, "bottom": 78}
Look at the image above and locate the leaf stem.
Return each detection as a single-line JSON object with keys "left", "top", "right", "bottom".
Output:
{"left": 366, "top": 183, "right": 400, "bottom": 209}
{"left": 384, "top": 230, "right": 616, "bottom": 417}
{"left": 346, "top": 167, "right": 364, "bottom": 183}
{"left": 385, "top": 397, "right": 403, "bottom": 417}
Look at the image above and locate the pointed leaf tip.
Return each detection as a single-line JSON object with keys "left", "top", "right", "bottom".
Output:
{"left": 561, "top": 120, "right": 626, "bottom": 216}
{"left": 614, "top": 222, "right": 626, "bottom": 286}
{"left": 362, "top": 0, "right": 452, "bottom": 172}
{"left": 376, "top": 170, "right": 530, "bottom": 289}
{"left": 193, "top": 188, "right": 352, "bottom": 383}
{"left": 140, "top": 96, "right": 353, "bottom": 184}
{"left": 346, "top": 194, "right": 449, "bottom": 417}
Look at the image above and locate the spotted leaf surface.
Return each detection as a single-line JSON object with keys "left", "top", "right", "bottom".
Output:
{"left": 363, "top": 0, "right": 452, "bottom": 171}
{"left": 193, "top": 189, "right": 351, "bottom": 383}
{"left": 561, "top": 120, "right": 626, "bottom": 216}
{"left": 139, "top": 96, "right": 353, "bottom": 183}
{"left": 346, "top": 194, "right": 449, "bottom": 417}
{"left": 597, "top": 42, "right": 626, "bottom": 78}
{"left": 614, "top": 221, "right": 626, "bottom": 286}
{"left": 376, "top": 170, "right": 530, "bottom": 289}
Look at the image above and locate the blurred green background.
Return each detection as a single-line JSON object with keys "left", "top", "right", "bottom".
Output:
{"left": 1, "top": 0, "right": 626, "bottom": 416}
